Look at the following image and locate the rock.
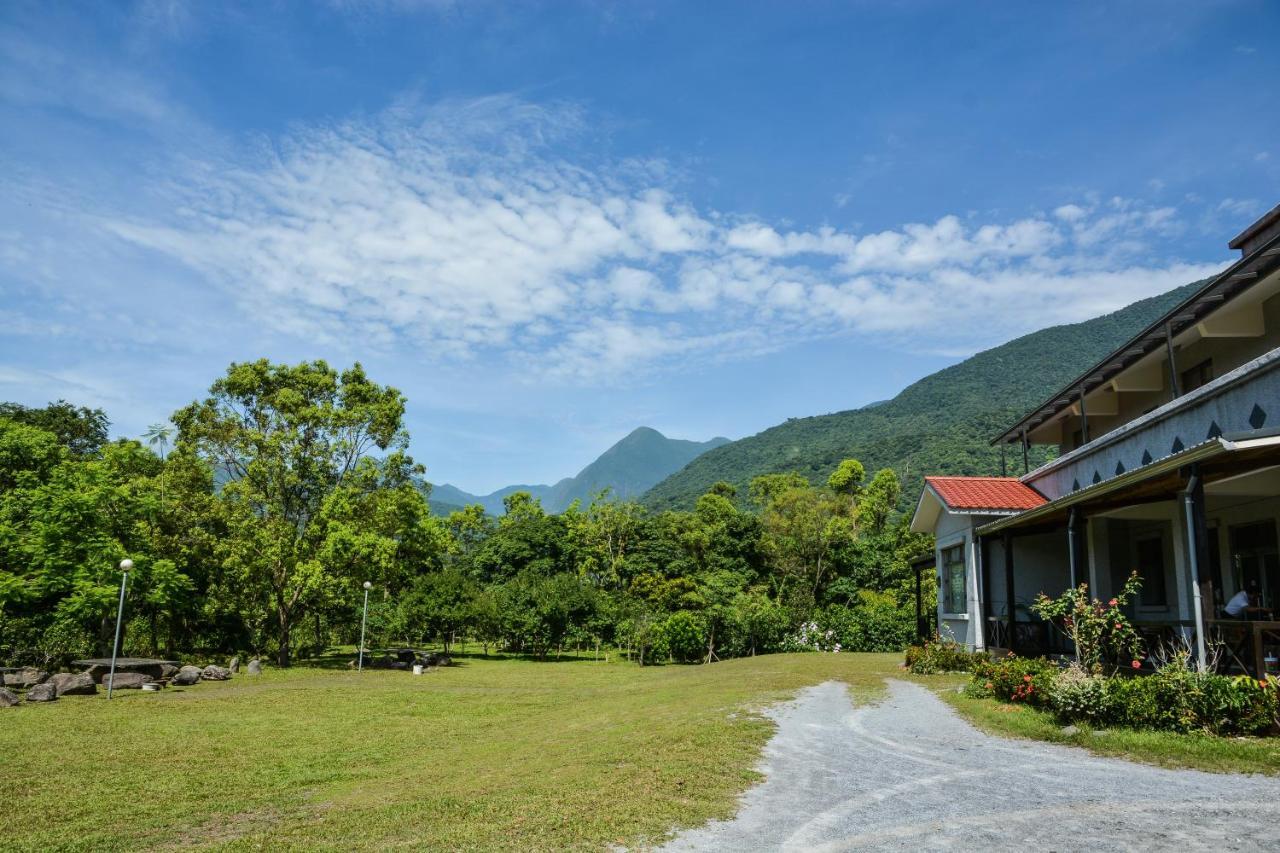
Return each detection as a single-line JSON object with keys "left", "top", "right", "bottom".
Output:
{"left": 26, "top": 683, "right": 57, "bottom": 702}
{"left": 421, "top": 652, "right": 452, "bottom": 668}
{"left": 82, "top": 664, "right": 110, "bottom": 683}
{"left": 1060, "top": 725, "right": 1080, "bottom": 736}
{"left": 201, "top": 665, "right": 231, "bottom": 681}
{"left": 228, "top": 656, "right": 240, "bottom": 673}
{"left": 395, "top": 648, "right": 417, "bottom": 665}
{"left": 159, "top": 663, "right": 180, "bottom": 679}
{"left": 171, "top": 665, "right": 203, "bottom": 686}
{"left": 48, "top": 672, "right": 97, "bottom": 696}
{"left": 389, "top": 661, "right": 410, "bottom": 671}
{"left": 0, "top": 688, "right": 19, "bottom": 707}
{"left": 103, "top": 672, "right": 153, "bottom": 690}
{"left": 4, "top": 667, "right": 49, "bottom": 689}
{"left": 1091, "top": 729, "right": 1111, "bottom": 737}
{"left": 247, "top": 659, "right": 262, "bottom": 675}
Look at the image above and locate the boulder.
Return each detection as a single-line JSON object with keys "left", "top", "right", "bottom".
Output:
{"left": 49, "top": 672, "right": 97, "bottom": 696}
{"left": 159, "top": 663, "right": 180, "bottom": 679}
{"left": 26, "top": 683, "right": 57, "bottom": 702}
{"left": 103, "top": 672, "right": 153, "bottom": 690}
{"left": 421, "top": 652, "right": 452, "bottom": 668}
{"left": 201, "top": 665, "right": 231, "bottom": 681}
{"left": 228, "top": 656, "right": 240, "bottom": 673}
{"left": 246, "top": 659, "right": 262, "bottom": 675}
{"left": 4, "top": 667, "right": 49, "bottom": 689}
{"left": 389, "top": 661, "right": 410, "bottom": 671}
{"left": 82, "top": 664, "right": 110, "bottom": 683}
{"left": 171, "top": 665, "right": 203, "bottom": 686}
{"left": 0, "top": 688, "right": 19, "bottom": 707}
{"left": 395, "top": 648, "right": 418, "bottom": 665}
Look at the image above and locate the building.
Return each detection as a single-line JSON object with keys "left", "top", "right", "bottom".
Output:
{"left": 910, "top": 203, "right": 1280, "bottom": 675}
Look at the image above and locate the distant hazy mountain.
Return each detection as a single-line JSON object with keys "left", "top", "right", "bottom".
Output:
{"left": 431, "top": 427, "right": 730, "bottom": 515}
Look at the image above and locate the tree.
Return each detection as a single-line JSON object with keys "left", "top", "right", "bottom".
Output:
{"left": 566, "top": 491, "right": 645, "bottom": 590}
{"left": 173, "top": 359, "right": 416, "bottom": 666}
{"left": 0, "top": 400, "right": 109, "bottom": 457}
{"left": 754, "top": 473, "right": 853, "bottom": 613}
{"left": 827, "top": 458, "right": 866, "bottom": 515}
{"left": 856, "top": 468, "right": 901, "bottom": 534}
{"left": 143, "top": 423, "right": 174, "bottom": 462}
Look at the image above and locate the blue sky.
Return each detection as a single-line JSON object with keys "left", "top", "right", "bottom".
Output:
{"left": 1, "top": 1, "right": 1277, "bottom": 493}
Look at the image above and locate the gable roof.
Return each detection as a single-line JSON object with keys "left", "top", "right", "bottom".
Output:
{"left": 925, "top": 476, "right": 1047, "bottom": 511}
{"left": 910, "top": 476, "right": 1047, "bottom": 534}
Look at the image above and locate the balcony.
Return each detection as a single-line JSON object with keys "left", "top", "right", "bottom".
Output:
{"left": 1025, "top": 346, "right": 1280, "bottom": 501}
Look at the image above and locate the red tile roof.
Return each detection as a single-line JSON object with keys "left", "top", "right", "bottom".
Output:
{"left": 925, "top": 476, "right": 1046, "bottom": 512}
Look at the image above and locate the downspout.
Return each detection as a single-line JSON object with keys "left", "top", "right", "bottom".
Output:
{"left": 972, "top": 535, "right": 985, "bottom": 652}
{"left": 1067, "top": 507, "right": 1079, "bottom": 589}
{"left": 1182, "top": 471, "right": 1207, "bottom": 671}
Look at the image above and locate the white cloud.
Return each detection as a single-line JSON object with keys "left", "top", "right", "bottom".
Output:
{"left": 85, "top": 96, "right": 1229, "bottom": 378}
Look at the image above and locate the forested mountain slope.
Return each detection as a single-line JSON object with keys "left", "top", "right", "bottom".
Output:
{"left": 643, "top": 281, "right": 1206, "bottom": 510}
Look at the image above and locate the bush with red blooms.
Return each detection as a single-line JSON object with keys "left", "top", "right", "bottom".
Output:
{"left": 966, "top": 654, "right": 1059, "bottom": 709}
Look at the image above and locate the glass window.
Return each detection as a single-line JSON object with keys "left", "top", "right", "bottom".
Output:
{"left": 1180, "top": 359, "right": 1214, "bottom": 394}
{"left": 941, "top": 544, "right": 966, "bottom": 614}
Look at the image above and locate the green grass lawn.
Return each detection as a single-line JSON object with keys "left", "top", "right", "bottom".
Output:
{"left": 0, "top": 652, "right": 898, "bottom": 851}
{"left": 914, "top": 674, "right": 1280, "bottom": 776}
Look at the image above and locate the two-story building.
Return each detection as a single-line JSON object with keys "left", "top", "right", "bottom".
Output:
{"left": 911, "top": 203, "right": 1280, "bottom": 675}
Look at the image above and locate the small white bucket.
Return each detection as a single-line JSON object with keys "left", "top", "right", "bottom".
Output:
{"left": 412, "top": 664, "right": 424, "bottom": 676}
{"left": 141, "top": 682, "right": 161, "bottom": 692}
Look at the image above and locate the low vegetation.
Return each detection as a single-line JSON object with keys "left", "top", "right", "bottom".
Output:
{"left": 0, "top": 652, "right": 898, "bottom": 851}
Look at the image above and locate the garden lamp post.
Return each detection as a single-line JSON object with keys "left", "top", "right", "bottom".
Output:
{"left": 358, "top": 581, "right": 372, "bottom": 672}
{"left": 107, "top": 559, "right": 133, "bottom": 699}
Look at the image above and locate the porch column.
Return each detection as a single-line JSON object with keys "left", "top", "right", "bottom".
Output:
{"left": 914, "top": 563, "right": 923, "bottom": 640}
{"left": 980, "top": 535, "right": 992, "bottom": 650}
{"left": 1003, "top": 532, "right": 1017, "bottom": 654}
{"left": 1067, "top": 507, "right": 1084, "bottom": 589}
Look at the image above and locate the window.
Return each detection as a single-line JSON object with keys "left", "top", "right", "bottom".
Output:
{"left": 1229, "top": 521, "right": 1279, "bottom": 611}
{"left": 1180, "top": 359, "right": 1214, "bottom": 393}
{"left": 941, "top": 544, "right": 966, "bottom": 614}
{"left": 1135, "top": 536, "right": 1167, "bottom": 607}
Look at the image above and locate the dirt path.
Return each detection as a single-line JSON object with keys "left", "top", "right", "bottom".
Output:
{"left": 663, "top": 679, "right": 1280, "bottom": 851}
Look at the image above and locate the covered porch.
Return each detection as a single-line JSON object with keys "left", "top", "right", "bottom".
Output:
{"left": 976, "top": 430, "right": 1280, "bottom": 676}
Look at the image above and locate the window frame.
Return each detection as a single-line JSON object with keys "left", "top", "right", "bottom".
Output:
{"left": 940, "top": 542, "right": 967, "bottom": 616}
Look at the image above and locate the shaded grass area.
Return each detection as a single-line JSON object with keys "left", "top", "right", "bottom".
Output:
{"left": 1, "top": 652, "right": 898, "bottom": 851}
{"left": 917, "top": 674, "right": 1280, "bottom": 776}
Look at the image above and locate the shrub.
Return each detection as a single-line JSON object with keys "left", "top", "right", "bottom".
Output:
{"left": 905, "top": 636, "right": 987, "bottom": 674}
{"left": 1031, "top": 573, "right": 1144, "bottom": 675}
{"left": 1049, "top": 664, "right": 1112, "bottom": 724}
{"left": 969, "top": 654, "right": 1058, "bottom": 708}
{"left": 782, "top": 619, "right": 841, "bottom": 653}
{"left": 662, "top": 611, "right": 707, "bottom": 663}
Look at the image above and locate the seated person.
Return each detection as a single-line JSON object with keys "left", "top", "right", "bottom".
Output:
{"left": 1223, "top": 585, "right": 1256, "bottom": 619}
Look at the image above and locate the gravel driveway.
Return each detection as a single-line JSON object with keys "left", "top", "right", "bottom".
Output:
{"left": 664, "top": 679, "right": 1280, "bottom": 851}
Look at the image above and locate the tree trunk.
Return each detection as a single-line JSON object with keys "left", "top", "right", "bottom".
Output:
{"left": 277, "top": 609, "right": 291, "bottom": 667}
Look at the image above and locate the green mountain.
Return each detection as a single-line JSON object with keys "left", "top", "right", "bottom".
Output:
{"left": 433, "top": 427, "right": 730, "bottom": 515}
{"left": 642, "top": 281, "right": 1206, "bottom": 510}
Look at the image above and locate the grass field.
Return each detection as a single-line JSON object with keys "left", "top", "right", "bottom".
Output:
{"left": 0, "top": 652, "right": 898, "bottom": 851}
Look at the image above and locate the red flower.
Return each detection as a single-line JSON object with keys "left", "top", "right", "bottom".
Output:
{"left": 1108, "top": 598, "right": 1118, "bottom": 607}
{"left": 985, "top": 681, "right": 993, "bottom": 690}
{"left": 1131, "top": 660, "right": 1141, "bottom": 669}
{"left": 1115, "top": 622, "right": 1123, "bottom": 630}
{"left": 1023, "top": 674, "right": 1032, "bottom": 681}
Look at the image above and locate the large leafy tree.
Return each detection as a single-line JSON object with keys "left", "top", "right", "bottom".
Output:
{"left": 173, "top": 360, "right": 421, "bottom": 666}
{"left": 0, "top": 400, "right": 110, "bottom": 457}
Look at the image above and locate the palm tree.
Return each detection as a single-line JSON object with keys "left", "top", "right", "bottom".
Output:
{"left": 143, "top": 423, "right": 173, "bottom": 461}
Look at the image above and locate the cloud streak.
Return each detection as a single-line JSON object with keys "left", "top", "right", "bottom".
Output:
{"left": 99, "top": 96, "right": 1225, "bottom": 381}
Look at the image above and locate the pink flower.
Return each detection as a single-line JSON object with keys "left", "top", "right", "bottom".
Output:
{"left": 1108, "top": 598, "right": 1118, "bottom": 607}
{"left": 1115, "top": 622, "right": 1123, "bottom": 630}
{"left": 1131, "top": 660, "right": 1141, "bottom": 669}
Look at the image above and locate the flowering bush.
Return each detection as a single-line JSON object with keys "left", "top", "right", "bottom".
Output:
{"left": 905, "top": 636, "right": 988, "bottom": 674}
{"left": 782, "top": 620, "right": 842, "bottom": 653}
{"left": 1049, "top": 664, "right": 1111, "bottom": 723}
{"left": 1031, "top": 573, "right": 1144, "bottom": 675}
{"left": 968, "top": 654, "right": 1058, "bottom": 708}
